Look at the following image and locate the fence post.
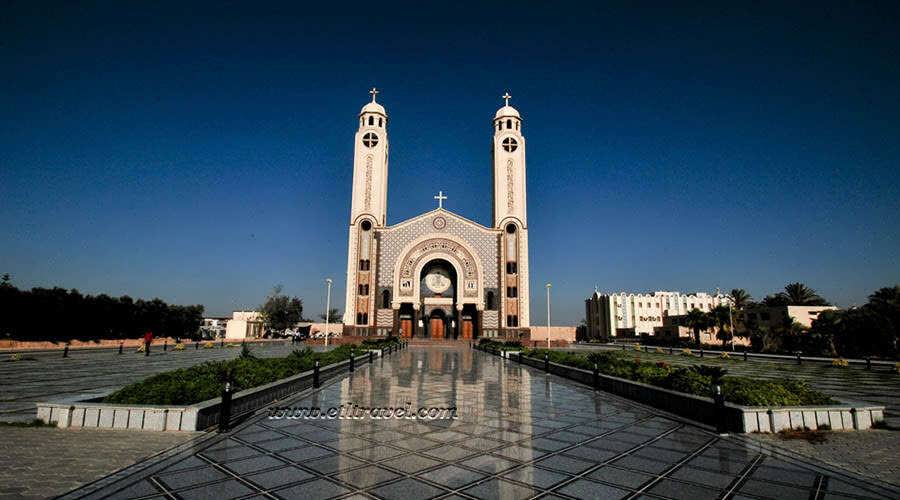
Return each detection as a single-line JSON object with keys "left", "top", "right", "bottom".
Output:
{"left": 63, "top": 345, "right": 69, "bottom": 358}
{"left": 743, "top": 347, "right": 748, "bottom": 361}
{"left": 796, "top": 351, "right": 802, "bottom": 365}
{"left": 164, "top": 340, "right": 168, "bottom": 352}
{"left": 544, "top": 353, "right": 550, "bottom": 373}
{"left": 369, "top": 350, "right": 374, "bottom": 363}
{"left": 145, "top": 341, "right": 150, "bottom": 356}
{"left": 592, "top": 363, "right": 599, "bottom": 389}
{"left": 350, "top": 349, "right": 355, "bottom": 372}
{"left": 713, "top": 384, "right": 727, "bottom": 434}
{"left": 195, "top": 341, "right": 199, "bottom": 350}
{"left": 218, "top": 382, "right": 233, "bottom": 433}
{"left": 313, "top": 361, "right": 320, "bottom": 388}
{"left": 700, "top": 348, "right": 704, "bottom": 358}
{"left": 866, "top": 357, "right": 871, "bottom": 370}
{"left": 220, "top": 339, "right": 224, "bottom": 348}
{"left": 118, "top": 342, "right": 123, "bottom": 355}
{"left": 668, "top": 347, "right": 673, "bottom": 355}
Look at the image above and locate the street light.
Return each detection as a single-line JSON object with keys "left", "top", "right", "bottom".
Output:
{"left": 324, "top": 278, "right": 333, "bottom": 348}
{"left": 546, "top": 283, "right": 552, "bottom": 349}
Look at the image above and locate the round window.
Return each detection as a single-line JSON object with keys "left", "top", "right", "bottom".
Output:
{"left": 360, "top": 220, "right": 372, "bottom": 231}
{"left": 362, "top": 132, "right": 379, "bottom": 148}
{"left": 502, "top": 137, "right": 518, "bottom": 152}
{"left": 506, "top": 223, "right": 516, "bottom": 234}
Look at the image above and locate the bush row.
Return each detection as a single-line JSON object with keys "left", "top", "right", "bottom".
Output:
{"left": 520, "top": 348, "right": 834, "bottom": 407}
{"left": 104, "top": 344, "right": 360, "bottom": 405}
{"left": 478, "top": 338, "right": 523, "bottom": 350}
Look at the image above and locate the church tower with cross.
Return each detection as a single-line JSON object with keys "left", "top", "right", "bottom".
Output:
{"left": 342, "top": 89, "right": 530, "bottom": 339}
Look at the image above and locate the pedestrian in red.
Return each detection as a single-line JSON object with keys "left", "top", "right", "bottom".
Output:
{"left": 143, "top": 330, "right": 153, "bottom": 356}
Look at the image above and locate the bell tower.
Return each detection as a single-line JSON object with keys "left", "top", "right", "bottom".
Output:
{"left": 492, "top": 92, "right": 530, "bottom": 328}
{"left": 343, "top": 88, "right": 389, "bottom": 328}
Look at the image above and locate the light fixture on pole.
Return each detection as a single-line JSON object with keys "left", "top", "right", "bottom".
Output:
{"left": 324, "top": 278, "right": 333, "bottom": 348}
{"left": 546, "top": 283, "right": 552, "bottom": 349}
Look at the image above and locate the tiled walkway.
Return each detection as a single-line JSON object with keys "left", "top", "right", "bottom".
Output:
{"left": 66, "top": 346, "right": 898, "bottom": 499}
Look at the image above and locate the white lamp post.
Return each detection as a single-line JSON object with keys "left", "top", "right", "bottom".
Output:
{"left": 324, "top": 278, "right": 333, "bottom": 348}
{"left": 545, "top": 283, "right": 552, "bottom": 349}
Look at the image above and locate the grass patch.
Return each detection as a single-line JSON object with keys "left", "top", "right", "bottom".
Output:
{"left": 0, "top": 419, "right": 54, "bottom": 428}
{"left": 104, "top": 344, "right": 359, "bottom": 405}
{"left": 777, "top": 428, "right": 828, "bottom": 444}
{"left": 521, "top": 348, "right": 835, "bottom": 407}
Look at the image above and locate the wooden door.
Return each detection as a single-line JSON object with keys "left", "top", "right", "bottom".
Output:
{"left": 430, "top": 317, "right": 444, "bottom": 339}
{"left": 400, "top": 319, "right": 413, "bottom": 338}
{"left": 462, "top": 318, "right": 473, "bottom": 339}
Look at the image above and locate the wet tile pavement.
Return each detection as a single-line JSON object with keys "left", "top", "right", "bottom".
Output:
{"left": 62, "top": 346, "right": 899, "bottom": 499}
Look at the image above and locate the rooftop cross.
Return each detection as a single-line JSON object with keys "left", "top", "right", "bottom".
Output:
{"left": 369, "top": 87, "right": 379, "bottom": 103}
{"left": 502, "top": 91, "right": 512, "bottom": 106}
{"left": 433, "top": 190, "right": 447, "bottom": 209}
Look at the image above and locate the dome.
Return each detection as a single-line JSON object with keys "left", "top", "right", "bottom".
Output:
{"left": 494, "top": 105, "right": 520, "bottom": 120}
{"left": 360, "top": 101, "right": 386, "bottom": 116}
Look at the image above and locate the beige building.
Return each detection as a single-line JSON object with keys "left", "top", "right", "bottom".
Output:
{"left": 224, "top": 311, "right": 265, "bottom": 339}
{"left": 585, "top": 290, "right": 732, "bottom": 340}
{"left": 743, "top": 305, "right": 838, "bottom": 329}
{"left": 342, "top": 90, "right": 531, "bottom": 341}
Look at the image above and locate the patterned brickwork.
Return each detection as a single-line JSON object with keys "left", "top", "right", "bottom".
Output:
{"left": 377, "top": 209, "right": 499, "bottom": 290}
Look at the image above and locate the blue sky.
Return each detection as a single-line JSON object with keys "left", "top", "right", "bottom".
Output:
{"left": 2, "top": 2, "right": 899, "bottom": 324}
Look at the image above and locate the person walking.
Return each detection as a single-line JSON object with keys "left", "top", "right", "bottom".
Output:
{"left": 143, "top": 330, "right": 154, "bottom": 356}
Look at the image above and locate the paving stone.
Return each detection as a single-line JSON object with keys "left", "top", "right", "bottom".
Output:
{"left": 418, "top": 464, "right": 487, "bottom": 489}
{"left": 369, "top": 477, "right": 447, "bottom": 500}
{"left": 461, "top": 478, "right": 541, "bottom": 500}
{"left": 244, "top": 466, "right": 313, "bottom": 489}
{"left": 272, "top": 478, "right": 352, "bottom": 499}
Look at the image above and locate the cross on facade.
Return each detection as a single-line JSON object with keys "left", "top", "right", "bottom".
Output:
{"left": 502, "top": 92, "right": 512, "bottom": 106}
{"left": 369, "top": 87, "right": 379, "bottom": 102}
{"left": 433, "top": 190, "right": 447, "bottom": 209}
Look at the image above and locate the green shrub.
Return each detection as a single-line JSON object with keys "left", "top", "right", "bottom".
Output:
{"left": 519, "top": 349, "right": 833, "bottom": 406}
{"left": 104, "top": 344, "right": 356, "bottom": 405}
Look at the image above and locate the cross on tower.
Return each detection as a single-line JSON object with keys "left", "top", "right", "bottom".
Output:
{"left": 502, "top": 92, "right": 512, "bottom": 106}
{"left": 369, "top": 87, "right": 379, "bottom": 103}
{"left": 433, "top": 190, "right": 447, "bottom": 209}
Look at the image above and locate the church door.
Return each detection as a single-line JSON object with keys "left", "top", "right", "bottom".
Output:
{"left": 400, "top": 318, "right": 413, "bottom": 338}
{"left": 461, "top": 317, "right": 474, "bottom": 339}
{"left": 430, "top": 317, "right": 444, "bottom": 339}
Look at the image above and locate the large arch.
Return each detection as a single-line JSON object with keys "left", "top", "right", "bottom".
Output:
{"left": 391, "top": 234, "right": 484, "bottom": 310}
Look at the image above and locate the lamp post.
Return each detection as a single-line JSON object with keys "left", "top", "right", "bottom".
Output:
{"left": 545, "top": 283, "right": 552, "bottom": 349}
{"left": 324, "top": 278, "right": 333, "bottom": 348}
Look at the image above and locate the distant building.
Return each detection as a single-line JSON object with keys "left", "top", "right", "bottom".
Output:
{"left": 199, "top": 317, "right": 229, "bottom": 339}
{"left": 743, "top": 305, "right": 838, "bottom": 329}
{"left": 585, "top": 291, "right": 732, "bottom": 341}
{"left": 653, "top": 314, "right": 750, "bottom": 346}
{"left": 225, "top": 311, "right": 265, "bottom": 339}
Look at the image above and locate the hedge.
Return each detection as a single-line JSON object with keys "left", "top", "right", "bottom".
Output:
{"left": 520, "top": 348, "right": 834, "bottom": 407}
{"left": 104, "top": 344, "right": 358, "bottom": 405}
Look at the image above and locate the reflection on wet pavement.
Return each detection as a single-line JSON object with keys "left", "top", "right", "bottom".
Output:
{"left": 69, "top": 346, "right": 897, "bottom": 499}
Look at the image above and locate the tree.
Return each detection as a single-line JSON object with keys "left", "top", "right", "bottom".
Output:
{"left": 778, "top": 282, "right": 829, "bottom": 306}
{"left": 683, "top": 308, "right": 709, "bottom": 345}
{"left": 708, "top": 305, "right": 733, "bottom": 349}
{"left": 319, "top": 308, "right": 341, "bottom": 323}
{"left": 259, "top": 285, "right": 303, "bottom": 337}
{"left": 729, "top": 289, "right": 752, "bottom": 310}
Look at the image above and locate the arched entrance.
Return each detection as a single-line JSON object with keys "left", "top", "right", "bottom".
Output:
{"left": 420, "top": 259, "right": 457, "bottom": 339}
{"left": 428, "top": 309, "right": 448, "bottom": 339}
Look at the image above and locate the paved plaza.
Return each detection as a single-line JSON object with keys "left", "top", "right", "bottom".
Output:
{"left": 59, "top": 346, "right": 897, "bottom": 499}
{"left": 0, "top": 341, "right": 303, "bottom": 423}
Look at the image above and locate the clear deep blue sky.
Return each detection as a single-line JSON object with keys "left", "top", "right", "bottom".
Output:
{"left": 2, "top": 2, "right": 899, "bottom": 324}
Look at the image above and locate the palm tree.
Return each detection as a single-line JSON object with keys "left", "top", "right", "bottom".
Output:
{"left": 683, "top": 308, "right": 709, "bottom": 345}
{"left": 319, "top": 308, "right": 341, "bottom": 323}
{"left": 708, "top": 305, "right": 733, "bottom": 349}
{"left": 729, "top": 289, "right": 752, "bottom": 309}
{"left": 778, "top": 282, "right": 828, "bottom": 306}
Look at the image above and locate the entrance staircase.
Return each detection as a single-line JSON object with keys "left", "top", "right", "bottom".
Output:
{"left": 407, "top": 338, "right": 472, "bottom": 347}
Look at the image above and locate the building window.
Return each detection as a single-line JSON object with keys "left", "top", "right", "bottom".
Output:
{"left": 378, "top": 117, "right": 383, "bottom": 127}
{"left": 382, "top": 290, "right": 390, "bottom": 308}
{"left": 507, "top": 286, "right": 517, "bottom": 298}
{"left": 362, "top": 133, "right": 379, "bottom": 148}
{"left": 487, "top": 291, "right": 495, "bottom": 310}
{"left": 506, "top": 223, "right": 516, "bottom": 234}
{"left": 356, "top": 312, "right": 368, "bottom": 325}
{"left": 506, "top": 119, "right": 512, "bottom": 129}
{"left": 358, "top": 284, "right": 369, "bottom": 295}
{"left": 506, "top": 315, "right": 518, "bottom": 327}
{"left": 502, "top": 137, "right": 518, "bottom": 152}
{"left": 359, "top": 259, "right": 370, "bottom": 271}
{"left": 368, "top": 116, "right": 374, "bottom": 126}
{"left": 506, "top": 262, "right": 517, "bottom": 274}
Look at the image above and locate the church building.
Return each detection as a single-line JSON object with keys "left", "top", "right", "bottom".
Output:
{"left": 342, "top": 89, "right": 531, "bottom": 340}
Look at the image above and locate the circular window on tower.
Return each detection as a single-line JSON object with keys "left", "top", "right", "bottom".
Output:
{"left": 362, "top": 132, "right": 379, "bottom": 148}
{"left": 506, "top": 223, "right": 517, "bottom": 234}
{"left": 360, "top": 220, "right": 372, "bottom": 231}
{"left": 502, "top": 137, "right": 518, "bottom": 152}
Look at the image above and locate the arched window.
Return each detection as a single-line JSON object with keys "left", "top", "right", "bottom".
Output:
{"left": 382, "top": 290, "right": 390, "bottom": 308}
{"left": 506, "top": 119, "right": 512, "bottom": 129}
{"left": 486, "top": 291, "right": 495, "bottom": 310}
{"left": 378, "top": 117, "right": 383, "bottom": 127}
{"left": 516, "top": 121, "right": 519, "bottom": 130}
{"left": 497, "top": 122, "right": 502, "bottom": 131}
{"left": 368, "top": 115, "right": 374, "bottom": 126}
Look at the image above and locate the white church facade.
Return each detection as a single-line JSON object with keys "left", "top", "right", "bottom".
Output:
{"left": 342, "top": 90, "right": 531, "bottom": 340}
